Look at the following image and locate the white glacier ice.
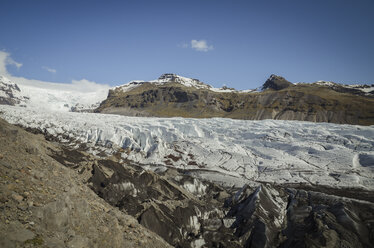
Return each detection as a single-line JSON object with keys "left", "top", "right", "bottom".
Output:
{"left": 0, "top": 75, "right": 110, "bottom": 112}
{"left": 0, "top": 105, "right": 373, "bottom": 190}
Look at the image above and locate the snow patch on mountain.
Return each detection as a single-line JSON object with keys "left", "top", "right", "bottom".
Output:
{"left": 346, "top": 84, "right": 374, "bottom": 93}
{"left": 316, "top": 80, "right": 374, "bottom": 95}
{"left": 1, "top": 105, "right": 373, "bottom": 190}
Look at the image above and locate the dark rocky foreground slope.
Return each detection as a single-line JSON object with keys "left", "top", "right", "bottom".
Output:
{"left": 1, "top": 118, "right": 374, "bottom": 247}
{"left": 0, "top": 118, "right": 171, "bottom": 248}
{"left": 97, "top": 74, "right": 374, "bottom": 125}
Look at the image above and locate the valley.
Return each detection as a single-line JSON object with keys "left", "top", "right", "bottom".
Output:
{"left": 1, "top": 74, "right": 374, "bottom": 247}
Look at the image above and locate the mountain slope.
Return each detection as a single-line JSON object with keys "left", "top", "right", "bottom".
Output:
{"left": 97, "top": 74, "right": 374, "bottom": 125}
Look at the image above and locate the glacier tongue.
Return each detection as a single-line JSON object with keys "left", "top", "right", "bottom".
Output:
{"left": 1, "top": 105, "right": 374, "bottom": 190}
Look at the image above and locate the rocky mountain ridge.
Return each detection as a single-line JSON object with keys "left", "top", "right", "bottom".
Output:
{"left": 113, "top": 73, "right": 243, "bottom": 94}
{"left": 97, "top": 73, "right": 374, "bottom": 125}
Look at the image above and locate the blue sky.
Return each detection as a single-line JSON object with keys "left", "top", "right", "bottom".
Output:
{"left": 1, "top": 0, "right": 374, "bottom": 89}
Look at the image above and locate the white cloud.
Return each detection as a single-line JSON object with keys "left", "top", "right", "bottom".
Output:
{"left": 42, "top": 66, "right": 57, "bottom": 73}
{"left": 191, "top": 40, "right": 213, "bottom": 52}
{"left": 0, "top": 51, "right": 110, "bottom": 93}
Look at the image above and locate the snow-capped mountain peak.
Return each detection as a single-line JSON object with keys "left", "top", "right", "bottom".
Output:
{"left": 154, "top": 73, "right": 211, "bottom": 89}
{"left": 315, "top": 80, "right": 336, "bottom": 87}
{"left": 115, "top": 73, "right": 212, "bottom": 93}
{"left": 0, "top": 75, "right": 28, "bottom": 106}
{"left": 115, "top": 73, "right": 245, "bottom": 93}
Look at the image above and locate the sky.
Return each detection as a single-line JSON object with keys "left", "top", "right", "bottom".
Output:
{"left": 1, "top": 0, "right": 374, "bottom": 90}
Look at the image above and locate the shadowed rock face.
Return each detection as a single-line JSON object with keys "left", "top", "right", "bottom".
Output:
{"left": 88, "top": 159, "right": 242, "bottom": 247}
{"left": 97, "top": 74, "right": 374, "bottom": 125}
{"left": 85, "top": 154, "right": 374, "bottom": 248}
{"left": 225, "top": 185, "right": 374, "bottom": 248}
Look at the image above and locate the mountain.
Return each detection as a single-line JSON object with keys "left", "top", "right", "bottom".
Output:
{"left": 97, "top": 73, "right": 374, "bottom": 125}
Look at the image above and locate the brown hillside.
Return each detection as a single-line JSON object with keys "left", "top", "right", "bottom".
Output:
{"left": 97, "top": 75, "right": 374, "bottom": 125}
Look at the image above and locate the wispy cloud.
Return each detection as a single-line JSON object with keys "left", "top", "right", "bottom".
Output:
{"left": 0, "top": 51, "right": 110, "bottom": 93}
{"left": 42, "top": 66, "right": 57, "bottom": 73}
{"left": 0, "top": 51, "right": 23, "bottom": 75}
{"left": 7, "top": 56, "right": 23, "bottom": 69}
{"left": 191, "top": 40, "right": 213, "bottom": 52}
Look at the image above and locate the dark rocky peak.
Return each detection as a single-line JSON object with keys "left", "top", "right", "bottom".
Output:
{"left": 158, "top": 73, "right": 178, "bottom": 81}
{"left": 262, "top": 74, "right": 293, "bottom": 91}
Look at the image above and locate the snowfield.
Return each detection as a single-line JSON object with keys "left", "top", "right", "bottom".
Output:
{"left": 16, "top": 84, "right": 109, "bottom": 112}
{"left": 0, "top": 75, "right": 110, "bottom": 112}
{"left": 1, "top": 105, "right": 373, "bottom": 190}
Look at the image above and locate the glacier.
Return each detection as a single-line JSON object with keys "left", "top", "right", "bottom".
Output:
{"left": 0, "top": 75, "right": 110, "bottom": 112}
{"left": 1, "top": 105, "right": 373, "bottom": 190}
